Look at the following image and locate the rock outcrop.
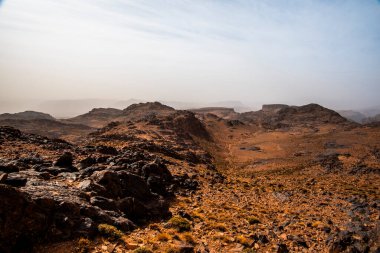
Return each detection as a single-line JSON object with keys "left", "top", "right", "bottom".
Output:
{"left": 0, "top": 124, "right": 211, "bottom": 252}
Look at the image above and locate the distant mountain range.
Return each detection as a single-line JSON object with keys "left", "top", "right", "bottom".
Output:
{"left": 1, "top": 99, "right": 380, "bottom": 124}
{"left": 0, "top": 102, "right": 362, "bottom": 140}
{"left": 0, "top": 99, "right": 254, "bottom": 118}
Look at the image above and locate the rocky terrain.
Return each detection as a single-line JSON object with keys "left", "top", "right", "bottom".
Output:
{"left": 0, "top": 102, "right": 379, "bottom": 253}
{"left": 363, "top": 114, "right": 380, "bottom": 125}
{"left": 0, "top": 111, "right": 94, "bottom": 141}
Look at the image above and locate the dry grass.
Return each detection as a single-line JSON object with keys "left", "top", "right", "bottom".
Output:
{"left": 156, "top": 233, "right": 171, "bottom": 242}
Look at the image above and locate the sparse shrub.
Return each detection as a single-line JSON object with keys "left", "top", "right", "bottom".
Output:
{"left": 247, "top": 217, "right": 260, "bottom": 225}
{"left": 149, "top": 223, "right": 161, "bottom": 231}
{"left": 169, "top": 216, "right": 191, "bottom": 232}
{"left": 76, "top": 238, "right": 91, "bottom": 253}
{"left": 213, "top": 223, "right": 227, "bottom": 232}
{"left": 236, "top": 235, "right": 250, "bottom": 247}
{"left": 312, "top": 221, "right": 323, "bottom": 228}
{"left": 191, "top": 211, "right": 204, "bottom": 221}
{"left": 212, "top": 234, "right": 231, "bottom": 243}
{"left": 181, "top": 232, "right": 196, "bottom": 245}
{"left": 134, "top": 247, "right": 153, "bottom": 253}
{"left": 242, "top": 249, "right": 256, "bottom": 253}
{"left": 97, "top": 224, "right": 124, "bottom": 240}
{"left": 166, "top": 248, "right": 180, "bottom": 253}
{"left": 156, "top": 233, "right": 171, "bottom": 242}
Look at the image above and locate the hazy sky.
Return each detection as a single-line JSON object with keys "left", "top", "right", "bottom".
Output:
{"left": 0, "top": 0, "right": 379, "bottom": 109}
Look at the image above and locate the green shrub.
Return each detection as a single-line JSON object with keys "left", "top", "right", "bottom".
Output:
{"left": 77, "top": 238, "right": 91, "bottom": 253}
{"left": 169, "top": 216, "right": 191, "bottom": 232}
{"left": 166, "top": 248, "right": 179, "bottom": 253}
{"left": 97, "top": 224, "right": 124, "bottom": 240}
{"left": 134, "top": 247, "right": 153, "bottom": 253}
{"left": 213, "top": 223, "right": 227, "bottom": 232}
{"left": 247, "top": 216, "right": 260, "bottom": 225}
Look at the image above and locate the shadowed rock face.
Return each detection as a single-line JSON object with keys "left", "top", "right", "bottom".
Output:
{"left": 0, "top": 125, "right": 210, "bottom": 252}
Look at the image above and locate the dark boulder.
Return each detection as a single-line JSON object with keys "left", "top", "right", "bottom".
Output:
{"left": 92, "top": 170, "right": 152, "bottom": 199}
{"left": 79, "top": 156, "right": 97, "bottom": 169}
{"left": 117, "top": 197, "right": 149, "bottom": 220}
{"left": 96, "top": 145, "right": 118, "bottom": 155}
{"left": 0, "top": 173, "right": 7, "bottom": 183}
{"left": 0, "top": 185, "right": 47, "bottom": 252}
{"left": 54, "top": 152, "right": 74, "bottom": 168}
{"left": 3, "top": 173, "right": 27, "bottom": 187}
{"left": 141, "top": 161, "right": 172, "bottom": 181}
{"left": 147, "top": 175, "right": 170, "bottom": 196}
{"left": 0, "top": 162, "right": 19, "bottom": 173}
{"left": 79, "top": 166, "right": 105, "bottom": 178}
{"left": 38, "top": 166, "right": 78, "bottom": 176}
{"left": 276, "top": 244, "right": 289, "bottom": 253}
{"left": 90, "top": 196, "right": 118, "bottom": 211}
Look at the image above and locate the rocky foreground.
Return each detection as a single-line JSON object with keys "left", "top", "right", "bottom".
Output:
{"left": 0, "top": 102, "right": 379, "bottom": 253}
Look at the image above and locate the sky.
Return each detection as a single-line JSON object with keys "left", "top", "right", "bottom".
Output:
{"left": 0, "top": 0, "right": 379, "bottom": 111}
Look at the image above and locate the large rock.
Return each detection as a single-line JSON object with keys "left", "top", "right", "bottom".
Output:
{"left": 54, "top": 152, "right": 74, "bottom": 168}
{"left": 92, "top": 170, "right": 152, "bottom": 199}
{"left": 0, "top": 162, "right": 19, "bottom": 173}
{"left": 0, "top": 185, "right": 48, "bottom": 252}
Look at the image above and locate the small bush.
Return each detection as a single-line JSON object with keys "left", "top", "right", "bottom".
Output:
{"left": 134, "top": 247, "right": 153, "bottom": 253}
{"left": 212, "top": 234, "right": 231, "bottom": 243}
{"left": 242, "top": 249, "right": 256, "bottom": 253}
{"left": 148, "top": 223, "right": 161, "bottom": 231}
{"left": 76, "top": 238, "right": 91, "bottom": 253}
{"left": 181, "top": 232, "right": 196, "bottom": 245}
{"left": 236, "top": 235, "right": 250, "bottom": 247}
{"left": 169, "top": 216, "right": 191, "bottom": 232}
{"left": 247, "top": 217, "right": 260, "bottom": 225}
{"left": 156, "top": 233, "right": 171, "bottom": 242}
{"left": 166, "top": 248, "right": 180, "bottom": 253}
{"left": 213, "top": 223, "right": 227, "bottom": 232}
{"left": 98, "top": 224, "right": 124, "bottom": 240}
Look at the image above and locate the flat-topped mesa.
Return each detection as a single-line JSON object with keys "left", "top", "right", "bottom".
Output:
{"left": 189, "top": 107, "right": 239, "bottom": 120}
{"left": 191, "top": 107, "right": 236, "bottom": 113}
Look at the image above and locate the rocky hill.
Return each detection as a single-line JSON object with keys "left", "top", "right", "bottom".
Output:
{"left": 0, "top": 118, "right": 94, "bottom": 141}
{"left": 0, "top": 110, "right": 56, "bottom": 121}
{"left": 0, "top": 115, "right": 213, "bottom": 252}
{"left": 0, "top": 102, "right": 379, "bottom": 253}
{"left": 239, "top": 103, "right": 351, "bottom": 129}
{"left": 65, "top": 108, "right": 123, "bottom": 128}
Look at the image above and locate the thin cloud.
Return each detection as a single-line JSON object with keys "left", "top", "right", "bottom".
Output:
{"left": 0, "top": 0, "right": 379, "bottom": 109}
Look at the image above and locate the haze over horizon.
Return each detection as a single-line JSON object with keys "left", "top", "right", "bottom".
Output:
{"left": 1, "top": 0, "right": 380, "bottom": 111}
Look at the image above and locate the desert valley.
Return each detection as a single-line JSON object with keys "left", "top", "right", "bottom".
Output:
{"left": 0, "top": 102, "right": 379, "bottom": 253}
